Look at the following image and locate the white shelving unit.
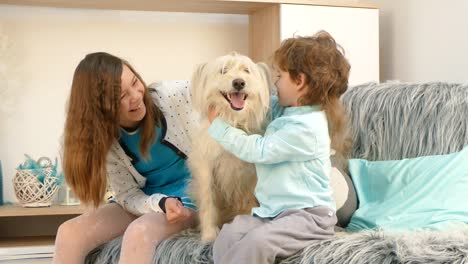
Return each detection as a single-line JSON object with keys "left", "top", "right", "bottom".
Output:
{"left": 0, "top": 0, "right": 378, "bottom": 254}
{"left": 0, "top": 204, "right": 86, "bottom": 259}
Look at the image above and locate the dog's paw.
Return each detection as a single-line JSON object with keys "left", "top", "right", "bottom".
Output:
{"left": 201, "top": 226, "right": 220, "bottom": 242}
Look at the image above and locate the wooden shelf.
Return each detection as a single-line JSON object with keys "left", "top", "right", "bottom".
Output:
{"left": 0, "top": 236, "right": 55, "bottom": 248}
{"left": 0, "top": 204, "right": 87, "bottom": 217}
{"left": 0, "top": 0, "right": 377, "bottom": 14}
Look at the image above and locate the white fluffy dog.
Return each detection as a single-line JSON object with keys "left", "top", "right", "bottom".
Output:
{"left": 188, "top": 52, "right": 271, "bottom": 241}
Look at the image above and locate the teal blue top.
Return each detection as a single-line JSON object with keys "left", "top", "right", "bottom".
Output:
{"left": 208, "top": 96, "right": 335, "bottom": 218}
{"left": 120, "top": 126, "right": 196, "bottom": 210}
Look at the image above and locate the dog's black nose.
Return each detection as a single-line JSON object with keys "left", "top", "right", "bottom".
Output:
{"left": 232, "top": 78, "right": 245, "bottom": 91}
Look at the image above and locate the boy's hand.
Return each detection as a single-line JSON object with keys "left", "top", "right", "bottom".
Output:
{"left": 207, "top": 105, "right": 219, "bottom": 124}
{"left": 165, "top": 197, "right": 191, "bottom": 224}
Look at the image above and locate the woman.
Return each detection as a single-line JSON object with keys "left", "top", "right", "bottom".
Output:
{"left": 53, "top": 52, "right": 198, "bottom": 264}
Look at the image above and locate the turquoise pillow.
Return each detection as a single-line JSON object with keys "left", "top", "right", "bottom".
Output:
{"left": 347, "top": 145, "right": 468, "bottom": 232}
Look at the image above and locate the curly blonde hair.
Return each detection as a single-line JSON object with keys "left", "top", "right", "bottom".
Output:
{"left": 273, "top": 31, "right": 352, "bottom": 163}
{"left": 63, "top": 52, "right": 161, "bottom": 207}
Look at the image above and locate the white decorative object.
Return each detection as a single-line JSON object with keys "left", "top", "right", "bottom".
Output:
{"left": 13, "top": 168, "right": 60, "bottom": 207}
{"left": 58, "top": 184, "right": 80, "bottom": 205}
{"left": 37, "top": 157, "right": 52, "bottom": 168}
{"left": 329, "top": 167, "right": 349, "bottom": 210}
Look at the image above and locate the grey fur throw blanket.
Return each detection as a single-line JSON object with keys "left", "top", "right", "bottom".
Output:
{"left": 342, "top": 81, "right": 468, "bottom": 161}
{"left": 86, "top": 82, "right": 468, "bottom": 264}
{"left": 86, "top": 226, "right": 468, "bottom": 264}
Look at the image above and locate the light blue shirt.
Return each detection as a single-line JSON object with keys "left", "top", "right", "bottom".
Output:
{"left": 208, "top": 96, "right": 336, "bottom": 218}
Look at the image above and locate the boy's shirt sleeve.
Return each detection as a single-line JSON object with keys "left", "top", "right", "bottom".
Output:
{"left": 270, "top": 96, "right": 285, "bottom": 119}
{"left": 208, "top": 118, "right": 317, "bottom": 164}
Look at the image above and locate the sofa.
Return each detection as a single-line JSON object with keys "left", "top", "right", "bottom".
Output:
{"left": 86, "top": 81, "right": 468, "bottom": 264}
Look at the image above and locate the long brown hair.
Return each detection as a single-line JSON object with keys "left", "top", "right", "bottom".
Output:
{"left": 273, "top": 31, "right": 352, "bottom": 164}
{"left": 63, "top": 52, "right": 161, "bottom": 207}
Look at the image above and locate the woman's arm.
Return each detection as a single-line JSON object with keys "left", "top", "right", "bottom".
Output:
{"left": 148, "top": 80, "right": 201, "bottom": 156}
{"left": 106, "top": 153, "right": 166, "bottom": 216}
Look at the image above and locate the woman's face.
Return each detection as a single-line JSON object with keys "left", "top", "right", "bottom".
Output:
{"left": 119, "top": 65, "right": 146, "bottom": 129}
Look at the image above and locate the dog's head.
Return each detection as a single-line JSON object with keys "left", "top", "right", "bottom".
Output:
{"left": 191, "top": 52, "right": 271, "bottom": 133}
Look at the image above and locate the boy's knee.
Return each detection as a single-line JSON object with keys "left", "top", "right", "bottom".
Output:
{"left": 219, "top": 219, "right": 246, "bottom": 235}
{"left": 213, "top": 223, "right": 247, "bottom": 261}
{"left": 244, "top": 235, "right": 260, "bottom": 246}
{"left": 241, "top": 232, "right": 264, "bottom": 249}
{"left": 213, "top": 227, "right": 233, "bottom": 254}
{"left": 212, "top": 232, "right": 232, "bottom": 264}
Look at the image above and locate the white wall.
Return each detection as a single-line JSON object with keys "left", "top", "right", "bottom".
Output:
{"left": 0, "top": 5, "right": 249, "bottom": 203}
{"left": 376, "top": 0, "right": 468, "bottom": 82}
{"left": 2, "top": 0, "right": 467, "bottom": 203}
{"left": 280, "top": 4, "right": 379, "bottom": 85}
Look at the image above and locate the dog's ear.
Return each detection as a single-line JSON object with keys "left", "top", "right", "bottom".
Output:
{"left": 190, "top": 63, "right": 207, "bottom": 113}
{"left": 256, "top": 62, "right": 273, "bottom": 116}
{"left": 256, "top": 62, "right": 274, "bottom": 95}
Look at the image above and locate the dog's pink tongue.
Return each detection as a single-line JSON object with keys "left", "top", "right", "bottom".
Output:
{"left": 230, "top": 93, "right": 245, "bottom": 109}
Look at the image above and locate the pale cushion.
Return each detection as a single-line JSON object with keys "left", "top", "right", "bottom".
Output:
{"left": 347, "top": 145, "right": 468, "bottom": 231}
{"left": 330, "top": 166, "right": 357, "bottom": 227}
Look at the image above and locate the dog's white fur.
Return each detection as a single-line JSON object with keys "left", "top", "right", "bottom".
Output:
{"left": 188, "top": 52, "right": 271, "bottom": 241}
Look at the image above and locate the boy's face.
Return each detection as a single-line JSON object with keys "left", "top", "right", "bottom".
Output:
{"left": 274, "top": 69, "right": 304, "bottom": 107}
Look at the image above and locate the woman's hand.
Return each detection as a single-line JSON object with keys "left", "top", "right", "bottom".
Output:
{"left": 207, "top": 105, "right": 219, "bottom": 124}
{"left": 165, "top": 197, "right": 192, "bottom": 224}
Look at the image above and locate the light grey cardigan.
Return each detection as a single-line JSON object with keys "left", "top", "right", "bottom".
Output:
{"left": 106, "top": 80, "right": 199, "bottom": 216}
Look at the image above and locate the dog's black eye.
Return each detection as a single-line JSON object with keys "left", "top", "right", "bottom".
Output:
{"left": 244, "top": 68, "right": 250, "bottom": 73}
{"left": 220, "top": 67, "right": 228, "bottom": 74}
